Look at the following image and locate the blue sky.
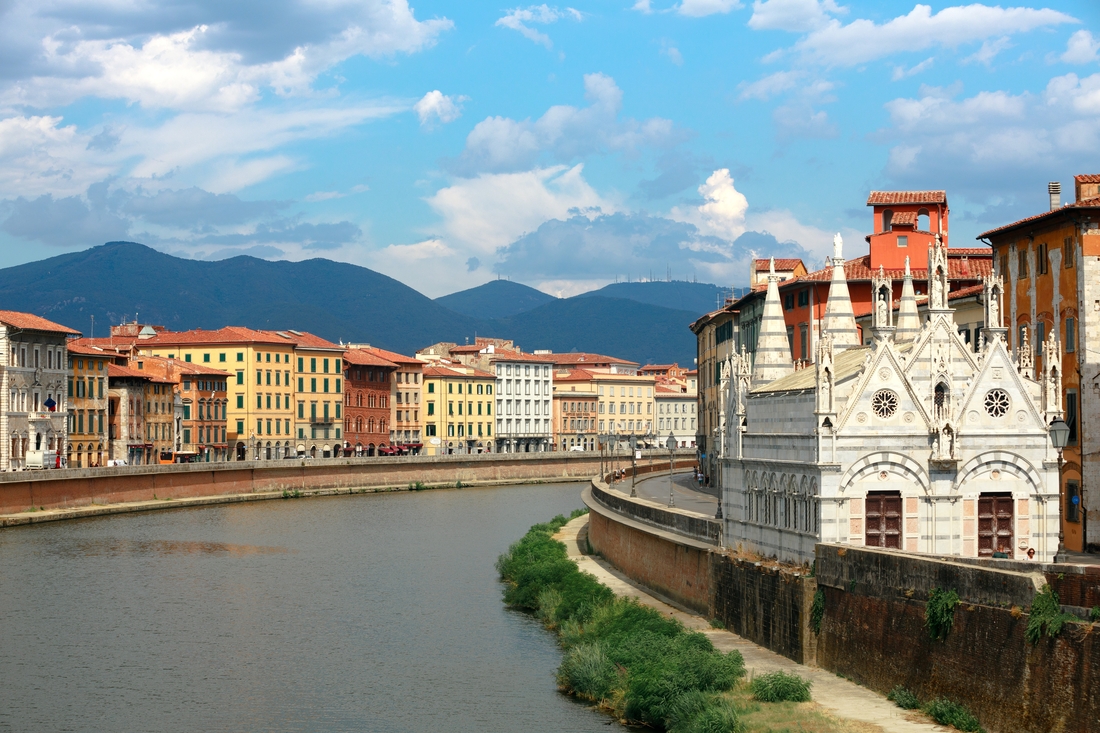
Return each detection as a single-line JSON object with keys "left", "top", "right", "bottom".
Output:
{"left": 0, "top": 1, "right": 1096, "bottom": 297}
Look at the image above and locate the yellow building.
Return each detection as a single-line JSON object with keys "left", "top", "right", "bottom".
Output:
{"left": 271, "top": 330, "right": 345, "bottom": 457}
{"left": 421, "top": 364, "right": 496, "bottom": 455}
{"left": 65, "top": 341, "right": 111, "bottom": 467}
{"left": 552, "top": 368, "right": 657, "bottom": 446}
{"left": 141, "top": 327, "right": 295, "bottom": 460}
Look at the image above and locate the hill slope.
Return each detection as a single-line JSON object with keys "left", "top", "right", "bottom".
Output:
{"left": 578, "top": 281, "right": 741, "bottom": 316}
{"left": 435, "top": 279, "right": 556, "bottom": 318}
{"left": 0, "top": 242, "right": 699, "bottom": 365}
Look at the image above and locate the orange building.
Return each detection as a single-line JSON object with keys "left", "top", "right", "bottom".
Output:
{"left": 978, "top": 175, "right": 1100, "bottom": 552}
{"left": 343, "top": 347, "right": 399, "bottom": 456}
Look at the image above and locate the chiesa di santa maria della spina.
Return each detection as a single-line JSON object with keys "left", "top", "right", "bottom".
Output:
{"left": 719, "top": 234, "right": 1062, "bottom": 564}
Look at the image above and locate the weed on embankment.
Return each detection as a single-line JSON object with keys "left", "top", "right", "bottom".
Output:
{"left": 498, "top": 511, "right": 753, "bottom": 732}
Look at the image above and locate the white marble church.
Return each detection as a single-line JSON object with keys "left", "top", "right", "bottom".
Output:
{"left": 720, "top": 235, "right": 1062, "bottom": 563}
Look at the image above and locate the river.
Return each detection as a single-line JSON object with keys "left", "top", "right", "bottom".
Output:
{"left": 0, "top": 482, "right": 625, "bottom": 732}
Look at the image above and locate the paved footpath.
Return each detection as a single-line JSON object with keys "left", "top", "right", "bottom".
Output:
{"left": 555, "top": 515, "right": 947, "bottom": 733}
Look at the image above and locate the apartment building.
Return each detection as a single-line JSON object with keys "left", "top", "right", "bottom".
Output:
{"left": 66, "top": 341, "right": 110, "bottom": 468}
{"left": 343, "top": 347, "right": 398, "bottom": 456}
{"left": 131, "top": 355, "right": 229, "bottom": 462}
{"left": 552, "top": 370, "right": 597, "bottom": 451}
{"left": 421, "top": 364, "right": 495, "bottom": 455}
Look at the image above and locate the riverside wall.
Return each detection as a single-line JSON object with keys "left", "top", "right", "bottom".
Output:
{"left": 0, "top": 450, "right": 696, "bottom": 520}
{"left": 585, "top": 481, "right": 1100, "bottom": 733}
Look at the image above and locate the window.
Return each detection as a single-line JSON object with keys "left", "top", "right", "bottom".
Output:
{"left": 310, "top": 358, "right": 317, "bottom": 373}
{"left": 428, "top": 383, "right": 435, "bottom": 393}
{"left": 1036, "top": 321, "right": 1045, "bottom": 351}
{"left": 783, "top": 293, "right": 794, "bottom": 311}
{"left": 1066, "top": 317, "right": 1076, "bottom": 353}
{"left": 323, "top": 358, "right": 330, "bottom": 374}
{"left": 1067, "top": 389, "right": 1079, "bottom": 445}
{"left": 237, "top": 352, "right": 244, "bottom": 362}
{"left": 237, "top": 420, "right": 244, "bottom": 434}
{"left": 183, "top": 428, "right": 191, "bottom": 444}
{"left": 219, "top": 353, "right": 226, "bottom": 362}
{"left": 1037, "top": 242, "right": 1048, "bottom": 274}
{"left": 183, "top": 405, "right": 191, "bottom": 420}
{"left": 203, "top": 353, "right": 210, "bottom": 362}
{"left": 1065, "top": 237, "right": 1075, "bottom": 268}
{"left": 1067, "top": 480, "right": 1081, "bottom": 523}
{"left": 298, "top": 377, "right": 304, "bottom": 391}
{"left": 237, "top": 395, "right": 244, "bottom": 409}
{"left": 427, "top": 402, "right": 435, "bottom": 416}
{"left": 335, "top": 379, "right": 341, "bottom": 393}
{"left": 786, "top": 326, "right": 794, "bottom": 354}
{"left": 797, "top": 290, "right": 809, "bottom": 307}
{"left": 799, "top": 325, "right": 808, "bottom": 360}
{"left": 256, "top": 370, "right": 262, "bottom": 385}
{"left": 1018, "top": 249, "right": 1028, "bottom": 278}
{"left": 257, "top": 395, "right": 263, "bottom": 409}
{"left": 897, "top": 235, "right": 908, "bottom": 248}
{"left": 311, "top": 378, "right": 317, "bottom": 392}
{"left": 999, "top": 254, "right": 1009, "bottom": 278}
{"left": 323, "top": 378, "right": 330, "bottom": 393}
{"left": 184, "top": 353, "right": 191, "bottom": 362}
{"left": 236, "top": 371, "right": 244, "bottom": 385}
{"left": 265, "top": 353, "right": 271, "bottom": 363}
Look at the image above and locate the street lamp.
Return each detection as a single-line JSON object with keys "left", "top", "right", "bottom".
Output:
{"left": 666, "top": 431, "right": 677, "bottom": 507}
{"left": 629, "top": 435, "right": 638, "bottom": 497}
{"left": 1050, "top": 417, "right": 1070, "bottom": 561}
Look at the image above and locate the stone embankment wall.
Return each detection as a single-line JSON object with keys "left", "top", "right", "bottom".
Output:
{"left": 586, "top": 482, "right": 1100, "bottom": 733}
{"left": 0, "top": 450, "right": 696, "bottom": 518}
{"left": 815, "top": 544, "right": 1100, "bottom": 733}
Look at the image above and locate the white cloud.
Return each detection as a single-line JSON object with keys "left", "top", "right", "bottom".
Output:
{"left": 1062, "top": 30, "right": 1099, "bottom": 65}
{"left": 662, "top": 45, "right": 685, "bottom": 66}
{"left": 791, "top": 4, "right": 1076, "bottom": 67}
{"left": 891, "top": 57, "right": 934, "bottom": 81}
{"left": 414, "top": 90, "right": 465, "bottom": 126}
{"left": 677, "top": 0, "right": 742, "bottom": 18}
{"left": 449, "top": 73, "right": 677, "bottom": 175}
{"left": 305, "top": 191, "right": 346, "bottom": 202}
{"left": 738, "top": 70, "right": 802, "bottom": 100}
{"left": 670, "top": 169, "right": 748, "bottom": 240}
{"left": 632, "top": 0, "right": 654, "bottom": 13}
{"left": 743, "top": 209, "right": 852, "bottom": 261}
{"left": 427, "top": 164, "right": 616, "bottom": 256}
{"left": 495, "top": 5, "right": 583, "bottom": 49}
{"left": 963, "top": 36, "right": 1012, "bottom": 67}
{"left": 748, "top": 0, "right": 845, "bottom": 33}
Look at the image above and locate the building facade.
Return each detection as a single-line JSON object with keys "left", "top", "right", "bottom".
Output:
{"left": 66, "top": 342, "right": 110, "bottom": 468}
{"left": 552, "top": 371, "right": 598, "bottom": 451}
{"left": 721, "top": 237, "right": 1061, "bottom": 564}
{"left": 277, "top": 331, "right": 344, "bottom": 458}
{"left": 978, "top": 175, "right": 1100, "bottom": 551}
{"left": 656, "top": 384, "right": 697, "bottom": 448}
{"left": 132, "top": 355, "right": 228, "bottom": 462}
{"left": 690, "top": 304, "right": 739, "bottom": 483}
{"left": 0, "top": 311, "right": 79, "bottom": 470}
{"left": 492, "top": 354, "right": 553, "bottom": 453}
{"left": 107, "top": 364, "right": 154, "bottom": 465}
{"left": 421, "top": 365, "right": 495, "bottom": 455}
{"left": 343, "top": 348, "right": 398, "bottom": 456}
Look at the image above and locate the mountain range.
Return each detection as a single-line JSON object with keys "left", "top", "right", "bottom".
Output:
{"left": 0, "top": 242, "right": 724, "bottom": 366}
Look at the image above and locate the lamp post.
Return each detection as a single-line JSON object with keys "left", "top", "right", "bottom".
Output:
{"left": 629, "top": 435, "right": 638, "bottom": 497}
{"left": 1050, "top": 417, "right": 1070, "bottom": 562}
{"left": 598, "top": 433, "right": 606, "bottom": 479}
{"left": 666, "top": 432, "right": 676, "bottom": 507}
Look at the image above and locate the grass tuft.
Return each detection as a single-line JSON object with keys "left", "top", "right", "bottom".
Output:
{"left": 925, "top": 588, "right": 959, "bottom": 641}
{"left": 922, "top": 697, "right": 983, "bottom": 732}
{"left": 749, "top": 671, "right": 812, "bottom": 703}
{"left": 1026, "top": 584, "right": 1076, "bottom": 644}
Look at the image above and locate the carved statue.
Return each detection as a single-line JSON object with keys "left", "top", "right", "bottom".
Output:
{"left": 876, "top": 291, "right": 888, "bottom": 325}
{"left": 988, "top": 292, "right": 999, "bottom": 329}
{"left": 931, "top": 272, "right": 944, "bottom": 310}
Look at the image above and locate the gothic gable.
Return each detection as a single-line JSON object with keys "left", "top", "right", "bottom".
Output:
{"left": 956, "top": 339, "right": 1045, "bottom": 434}
{"left": 902, "top": 314, "right": 979, "bottom": 418}
{"left": 836, "top": 341, "right": 930, "bottom": 434}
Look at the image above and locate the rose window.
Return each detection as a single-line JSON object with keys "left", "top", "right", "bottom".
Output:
{"left": 871, "top": 390, "right": 898, "bottom": 419}
{"left": 984, "top": 389, "right": 1010, "bottom": 418}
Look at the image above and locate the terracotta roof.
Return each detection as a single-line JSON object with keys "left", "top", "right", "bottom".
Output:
{"left": 548, "top": 352, "right": 639, "bottom": 367}
{"left": 488, "top": 350, "right": 554, "bottom": 363}
{"left": 261, "top": 330, "right": 343, "bottom": 351}
{"left": 866, "top": 191, "right": 947, "bottom": 205}
{"left": 354, "top": 346, "right": 420, "bottom": 366}
{"left": 107, "top": 363, "right": 153, "bottom": 380}
{"left": 66, "top": 341, "right": 112, "bottom": 357}
{"left": 890, "top": 211, "right": 916, "bottom": 226}
{"left": 977, "top": 199, "right": 1100, "bottom": 239}
{"left": 145, "top": 327, "right": 288, "bottom": 347}
{"left": 1076, "top": 174, "right": 1100, "bottom": 184}
{"left": 554, "top": 368, "right": 598, "bottom": 382}
{"left": 786, "top": 254, "right": 992, "bottom": 285}
{"left": 422, "top": 365, "right": 494, "bottom": 379}
{"left": 753, "top": 258, "right": 805, "bottom": 271}
{"left": 136, "top": 356, "right": 230, "bottom": 377}
{"left": 0, "top": 310, "right": 80, "bottom": 335}
{"left": 343, "top": 348, "right": 398, "bottom": 368}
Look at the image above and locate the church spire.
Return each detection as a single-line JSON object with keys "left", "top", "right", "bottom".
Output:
{"left": 752, "top": 257, "right": 794, "bottom": 387}
{"left": 821, "top": 233, "right": 860, "bottom": 348}
{"left": 895, "top": 256, "right": 920, "bottom": 342}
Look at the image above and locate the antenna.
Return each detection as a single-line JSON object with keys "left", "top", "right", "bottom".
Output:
{"left": 90, "top": 315, "right": 94, "bottom": 340}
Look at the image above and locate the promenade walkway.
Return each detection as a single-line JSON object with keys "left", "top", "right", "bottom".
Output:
{"left": 555, "top": 515, "right": 948, "bottom": 733}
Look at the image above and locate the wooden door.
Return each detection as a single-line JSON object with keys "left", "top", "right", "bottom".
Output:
{"left": 866, "top": 491, "right": 902, "bottom": 549}
{"left": 978, "top": 493, "right": 1014, "bottom": 557}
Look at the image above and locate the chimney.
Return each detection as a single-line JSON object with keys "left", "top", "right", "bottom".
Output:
{"left": 1049, "top": 181, "right": 1061, "bottom": 211}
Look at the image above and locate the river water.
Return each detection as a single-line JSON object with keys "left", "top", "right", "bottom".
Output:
{"left": 0, "top": 483, "right": 625, "bottom": 733}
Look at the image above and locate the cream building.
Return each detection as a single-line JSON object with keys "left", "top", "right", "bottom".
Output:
{"left": 656, "top": 383, "right": 697, "bottom": 448}
{"left": 421, "top": 364, "right": 496, "bottom": 455}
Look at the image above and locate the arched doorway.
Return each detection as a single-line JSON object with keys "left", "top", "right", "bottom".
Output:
{"left": 310, "top": 445, "right": 317, "bottom": 458}
{"left": 236, "top": 442, "right": 246, "bottom": 460}
{"left": 265, "top": 442, "right": 272, "bottom": 460}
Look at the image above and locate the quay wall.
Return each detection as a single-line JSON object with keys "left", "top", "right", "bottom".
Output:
{"left": 585, "top": 481, "right": 1100, "bottom": 733}
{"left": 0, "top": 451, "right": 697, "bottom": 518}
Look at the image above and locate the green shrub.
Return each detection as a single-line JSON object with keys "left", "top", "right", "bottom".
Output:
{"left": 749, "top": 671, "right": 812, "bottom": 703}
{"left": 1090, "top": 606, "right": 1100, "bottom": 622}
{"left": 810, "top": 589, "right": 825, "bottom": 634}
{"left": 887, "top": 685, "right": 920, "bottom": 710}
{"left": 925, "top": 588, "right": 959, "bottom": 641}
{"left": 922, "top": 697, "right": 982, "bottom": 732}
{"left": 1026, "top": 584, "right": 1076, "bottom": 644}
{"left": 499, "top": 513, "right": 746, "bottom": 730}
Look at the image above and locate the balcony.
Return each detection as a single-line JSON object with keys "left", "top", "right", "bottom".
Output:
{"left": 310, "top": 415, "right": 334, "bottom": 425}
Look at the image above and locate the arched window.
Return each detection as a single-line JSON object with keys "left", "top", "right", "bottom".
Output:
{"left": 934, "top": 381, "right": 949, "bottom": 421}
{"left": 883, "top": 209, "right": 893, "bottom": 232}
{"left": 917, "top": 207, "right": 930, "bottom": 232}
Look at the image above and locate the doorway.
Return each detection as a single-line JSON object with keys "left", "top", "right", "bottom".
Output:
{"left": 865, "top": 491, "right": 902, "bottom": 549}
{"left": 978, "top": 493, "right": 1014, "bottom": 557}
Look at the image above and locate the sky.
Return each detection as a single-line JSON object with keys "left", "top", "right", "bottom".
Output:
{"left": 0, "top": 1, "right": 1097, "bottom": 298}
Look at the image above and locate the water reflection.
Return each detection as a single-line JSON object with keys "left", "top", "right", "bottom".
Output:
{"left": 0, "top": 483, "right": 622, "bottom": 733}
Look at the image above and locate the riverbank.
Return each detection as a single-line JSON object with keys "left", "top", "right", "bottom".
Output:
{"left": 0, "top": 476, "right": 579, "bottom": 529}
{"left": 554, "top": 515, "right": 947, "bottom": 733}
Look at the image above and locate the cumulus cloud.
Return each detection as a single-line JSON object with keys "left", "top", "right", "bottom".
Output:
{"left": 414, "top": 90, "right": 465, "bottom": 126}
{"left": 748, "top": 0, "right": 845, "bottom": 33}
{"left": 1, "top": 4, "right": 452, "bottom": 112}
{"left": 790, "top": 4, "right": 1075, "bottom": 67}
{"left": 677, "top": 0, "right": 742, "bottom": 18}
{"left": 878, "top": 73, "right": 1100, "bottom": 211}
{"left": 427, "top": 164, "right": 616, "bottom": 256}
{"left": 495, "top": 5, "right": 583, "bottom": 48}
{"left": 671, "top": 169, "right": 749, "bottom": 240}
{"left": 446, "top": 73, "right": 677, "bottom": 176}
{"left": 1062, "top": 30, "right": 1099, "bottom": 65}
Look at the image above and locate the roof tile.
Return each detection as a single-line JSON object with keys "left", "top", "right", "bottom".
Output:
{"left": 0, "top": 310, "right": 80, "bottom": 335}
{"left": 866, "top": 191, "right": 947, "bottom": 205}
